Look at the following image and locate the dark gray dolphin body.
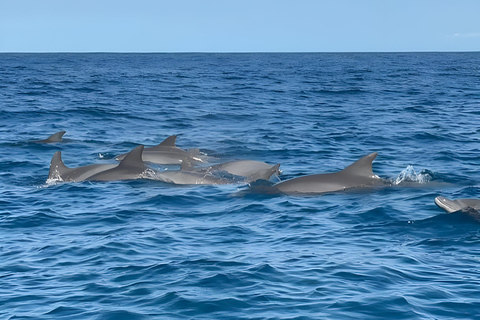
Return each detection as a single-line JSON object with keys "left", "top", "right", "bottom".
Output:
{"left": 87, "top": 145, "right": 148, "bottom": 181}
{"left": 115, "top": 135, "right": 204, "bottom": 165}
{"left": 272, "top": 152, "right": 384, "bottom": 195}
{"left": 48, "top": 145, "right": 146, "bottom": 182}
{"left": 435, "top": 196, "right": 480, "bottom": 214}
{"left": 35, "top": 130, "right": 66, "bottom": 143}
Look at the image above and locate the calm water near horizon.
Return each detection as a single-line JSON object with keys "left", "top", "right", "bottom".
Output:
{"left": 1, "top": 52, "right": 480, "bottom": 319}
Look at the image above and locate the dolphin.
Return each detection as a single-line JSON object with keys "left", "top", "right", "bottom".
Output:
{"left": 86, "top": 145, "right": 148, "bottom": 181}
{"left": 115, "top": 135, "right": 204, "bottom": 165}
{"left": 434, "top": 196, "right": 480, "bottom": 214}
{"left": 47, "top": 145, "right": 146, "bottom": 182}
{"left": 271, "top": 152, "right": 384, "bottom": 195}
{"left": 153, "top": 161, "right": 281, "bottom": 185}
{"left": 35, "top": 130, "right": 66, "bottom": 143}
{"left": 184, "top": 160, "right": 281, "bottom": 182}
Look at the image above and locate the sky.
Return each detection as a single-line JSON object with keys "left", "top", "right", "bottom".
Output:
{"left": 1, "top": 0, "right": 479, "bottom": 52}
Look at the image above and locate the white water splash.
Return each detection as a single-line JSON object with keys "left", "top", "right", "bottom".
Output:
{"left": 139, "top": 168, "right": 158, "bottom": 179}
{"left": 393, "top": 165, "right": 432, "bottom": 185}
{"left": 45, "top": 169, "right": 64, "bottom": 184}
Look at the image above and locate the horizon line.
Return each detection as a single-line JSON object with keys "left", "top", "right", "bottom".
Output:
{"left": 1, "top": 50, "right": 479, "bottom": 54}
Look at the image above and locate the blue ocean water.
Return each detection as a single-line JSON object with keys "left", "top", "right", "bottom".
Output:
{"left": 1, "top": 52, "right": 480, "bottom": 319}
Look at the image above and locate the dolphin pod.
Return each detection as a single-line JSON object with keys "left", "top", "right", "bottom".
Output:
{"left": 43, "top": 132, "right": 480, "bottom": 221}
{"left": 47, "top": 134, "right": 281, "bottom": 185}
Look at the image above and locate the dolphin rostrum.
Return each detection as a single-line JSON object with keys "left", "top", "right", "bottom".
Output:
{"left": 272, "top": 152, "right": 384, "bottom": 195}
{"left": 48, "top": 145, "right": 146, "bottom": 182}
{"left": 115, "top": 135, "right": 204, "bottom": 165}
{"left": 35, "top": 130, "right": 66, "bottom": 143}
{"left": 435, "top": 196, "right": 480, "bottom": 214}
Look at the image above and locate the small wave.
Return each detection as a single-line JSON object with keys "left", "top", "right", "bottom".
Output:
{"left": 392, "top": 165, "right": 432, "bottom": 185}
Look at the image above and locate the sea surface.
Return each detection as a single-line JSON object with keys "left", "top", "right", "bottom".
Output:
{"left": 1, "top": 52, "right": 480, "bottom": 319}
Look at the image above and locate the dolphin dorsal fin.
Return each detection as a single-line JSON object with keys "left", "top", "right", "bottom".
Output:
{"left": 341, "top": 152, "right": 377, "bottom": 177}
{"left": 45, "top": 130, "right": 66, "bottom": 142}
{"left": 48, "top": 151, "right": 69, "bottom": 179}
{"left": 118, "top": 145, "right": 145, "bottom": 169}
{"left": 150, "top": 135, "right": 177, "bottom": 150}
{"left": 180, "top": 158, "right": 195, "bottom": 171}
{"left": 248, "top": 164, "right": 281, "bottom": 182}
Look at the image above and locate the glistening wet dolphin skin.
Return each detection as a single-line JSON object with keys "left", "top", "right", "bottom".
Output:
{"left": 48, "top": 145, "right": 146, "bottom": 182}
{"left": 434, "top": 196, "right": 480, "bottom": 214}
{"left": 273, "top": 152, "right": 384, "bottom": 195}
{"left": 35, "top": 130, "right": 66, "bottom": 143}
{"left": 115, "top": 135, "right": 204, "bottom": 165}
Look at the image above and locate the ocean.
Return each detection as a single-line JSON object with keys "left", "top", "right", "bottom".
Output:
{"left": 1, "top": 52, "right": 480, "bottom": 319}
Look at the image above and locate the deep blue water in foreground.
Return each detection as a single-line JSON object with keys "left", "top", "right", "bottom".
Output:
{"left": 1, "top": 52, "right": 480, "bottom": 319}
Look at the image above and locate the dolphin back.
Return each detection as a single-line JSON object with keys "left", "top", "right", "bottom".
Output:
{"left": 87, "top": 145, "right": 146, "bottom": 181}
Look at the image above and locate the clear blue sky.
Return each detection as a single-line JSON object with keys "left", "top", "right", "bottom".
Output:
{"left": 1, "top": 0, "right": 479, "bottom": 52}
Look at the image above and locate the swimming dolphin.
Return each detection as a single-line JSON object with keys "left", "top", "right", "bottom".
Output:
{"left": 434, "top": 196, "right": 480, "bottom": 214}
{"left": 48, "top": 145, "right": 146, "bottom": 182}
{"left": 115, "top": 135, "right": 204, "bottom": 165}
{"left": 272, "top": 152, "right": 384, "bottom": 195}
{"left": 153, "top": 161, "right": 281, "bottom": 185}
{"left": 35, "top": 130, "right": 66, "bottom": 143}
{"left": 184, "top": 160, "right": 281, "bottom": 182}
{"left": 86, "top": 145, "right": 148, "bottom": 181}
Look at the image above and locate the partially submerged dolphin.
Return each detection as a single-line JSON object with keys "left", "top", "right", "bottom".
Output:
{"left": 272, "top": 152, "right": 384, "bottom": 195}
{"left": 435, "top": 196, "right": 480, "bottom": 214}
{"left": 48, "top": 145, "right": 147, "bottom": 182}
{"left": 115, "top": 135, "right": 204, "bottom": 165}
{"left": 35, "top": 130, "right": 66, "bottom": 143}
{"left": 152, "top": 162, "right": 281, "bottom": 185}
{"left": 185, "top": 160, "right": 281, "bottom": 182}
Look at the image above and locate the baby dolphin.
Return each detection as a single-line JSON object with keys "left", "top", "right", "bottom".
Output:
{"left": 273, "top": 152, "right": 384, "bottom": 195}
{"left": 35, "top": 130, "right": 66, "bottom": 143}
{"left": 115, "top": 135, "right": 204, "bottom": 165}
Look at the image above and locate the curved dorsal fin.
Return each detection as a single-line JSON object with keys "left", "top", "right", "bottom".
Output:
{"left": 118, "top": 145, "right": 145, "bottom": 169}
{"left": 48, "top": 151, "right": 69, "bottom": 179}
{"left": 341, "top": 152, "right": 377, "bottom": 177}
{"left": 45, "top": 130, "right": 66, "bottom": 142}
{"left": 150, "top": 135, "right": 177, "bottom": 150}
{"left": 248, "top": 163, "right": 281, "bottom": 182}
{"left": 180, "top": 158, "right": 195, "bottom": 171}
